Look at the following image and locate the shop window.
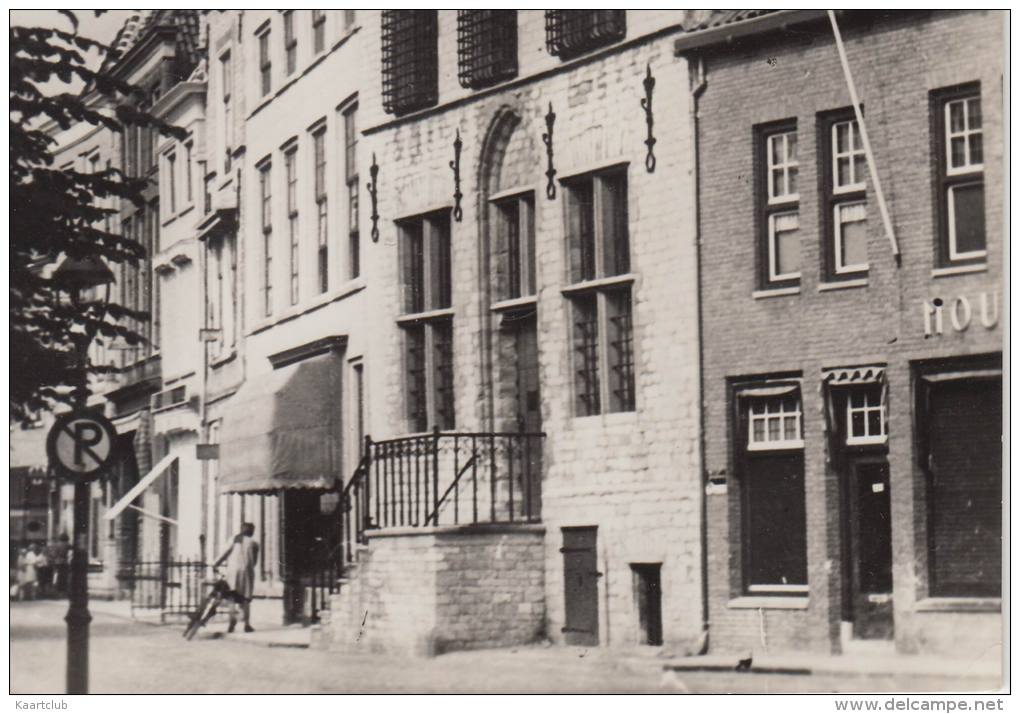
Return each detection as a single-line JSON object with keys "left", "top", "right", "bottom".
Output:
{"left": 381, "top": 10, "right": 438, "bottom": 116}
{"left": 545, "top": 10, "right": 625, "bottom": 59}
{"left": 920, "top": 370, "right": 1001, "bottom": 597}
{"left": 457, "top": 10, "right": 518, "bottom": 89}
{"left": 737, "top": 386, "right": 808, "bottom": 594}
{"left": 563, "top": 168, "right": 634, "bottom": 415}
{"left": 398, "top": 211, "right": 454, "bottom": 432}
{"left": 757, "top": 122, "right": 800, "bottom": 288}
{"left": 933, "top": 85, "right": 985, "bottom": 265}
{"left": 845, "top": 385, "right": 886, "bottom": 446}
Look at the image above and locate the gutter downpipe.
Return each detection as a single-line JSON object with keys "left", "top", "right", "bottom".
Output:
{"left": 827, "top": 10, "right": 900, "bottom": 264}
{"left": 690, "top": 53, "right": 710, "bottom": 655}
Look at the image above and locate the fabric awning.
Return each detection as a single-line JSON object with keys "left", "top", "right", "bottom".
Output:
{"left": 921, "top": 369, "right": 1001, "bottom": 383}
{"left": 104, "top": 452, "right": 177, "bottom": 521}
{"left": 219, "top": 350, "right": 342, "bottom": 493}
{"left": 822, "top": 365, "right": 885, "bottom": 385}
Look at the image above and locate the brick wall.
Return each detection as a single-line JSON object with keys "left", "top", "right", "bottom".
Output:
{"left": 696, "top": 10, "right": 1004, "bottom": 655}
{"left": 321, "top": 525, "right": 545, "bottom": 656}
{"left": 362, "top": 12, "right": 705, "bottom": 650}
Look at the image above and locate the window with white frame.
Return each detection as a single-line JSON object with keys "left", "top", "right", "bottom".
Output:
{"left": 935, "top": 86, "right": 985, "bottom": 265}
{"left": 747, "top": 395, "right": 804, "bottom": 450}
{"left": 823, "top": 114, "right": 868, "bottom": 278}
{"left": 845, "top": 386, "right": 886, "bottom": 445}
{"left": 285, "top": 145, "right": 299, "bottom": 305}
{"left": 759, "top": 124, "right": 800, "bottom": 287}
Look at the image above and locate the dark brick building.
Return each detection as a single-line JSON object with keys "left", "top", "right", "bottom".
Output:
{"left": 683, "top": 10, "right": 1003, "bottom": 657}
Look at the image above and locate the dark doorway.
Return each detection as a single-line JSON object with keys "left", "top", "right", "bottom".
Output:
{"left": 561, "top": 526, "right": 599, "bottom": 646}
{"left": 513, "top": 315, "right": 541, "bottom": 519}
{"left": 631, "top": 563, "right": 663, "bottom": 646}
{"left": 844, "top": 459, "right": 894, "bottom": 640}
{"left": 281, "top": 490, "right": 339, "bottom": 624}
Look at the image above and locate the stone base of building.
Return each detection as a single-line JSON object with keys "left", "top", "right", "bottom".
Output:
{"left": 314, "top": 524, "right": 545, "bottom": 657}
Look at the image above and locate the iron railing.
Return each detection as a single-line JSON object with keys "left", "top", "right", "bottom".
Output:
{"left": 124, "top": 559, "right": 211, "bottom": 621}
{"left": 338, "top": 428, "right": 544, "bottom": 574}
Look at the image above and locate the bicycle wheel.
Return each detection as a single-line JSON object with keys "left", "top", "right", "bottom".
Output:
{"left": 183, "top": 592, "right": 221, "bottom": 640}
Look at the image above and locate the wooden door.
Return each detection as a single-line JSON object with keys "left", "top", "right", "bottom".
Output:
{"left": 561, "top": 527, "right": 599, "bottom": 646}
{"left": 847, "top": 460, "right": 893, "bottom": 640}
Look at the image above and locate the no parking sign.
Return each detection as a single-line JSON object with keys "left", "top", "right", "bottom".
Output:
{"left": 46, "top": 411, "right": 118, "bottom": 481}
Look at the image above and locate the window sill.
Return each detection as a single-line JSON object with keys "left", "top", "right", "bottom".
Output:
{"left": 818, "top": 278, "right": 868, "bottom": 292}
{"left": 561, "top": 273, "right": 636, "bottom": 295}
{"left": 558, "top": 158, "right": 630, "bottom": 183}
{"left": 491, "top": 295, "right": 537, "bottom": 313}
{"left": 932, "top": 263, "right": 988, "bottom": 278}
{"left": 752, "top": 286, "right": 800, "bottom": 299}
{"left": 747, "top": 440, "right": 804, "bottom": 452}
{"left": 846, "top": 435, "right": 887, "bottom": 447}
{"left": 915, "top": 597, "right": 1001, "bottom": 613}
{"left": 249, "top": 279, "right": 366, "bottom": 336}
{"left": 728, "top": 596, "right": 809, "bottom": 610}
{"left": 208, "top": 349, "right": 238, "bottom": 369}
{"left": 395, "top": 307, "right": 455, "bottom": 325}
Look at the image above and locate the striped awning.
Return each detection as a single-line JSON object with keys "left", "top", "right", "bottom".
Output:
{"left": 822, "top": 365, "right": 885, "bottom": 386}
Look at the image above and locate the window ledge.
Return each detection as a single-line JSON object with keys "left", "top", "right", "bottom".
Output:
{"left": 208, "top": 349, "right": 238, "bottom": 369}
{"left": 818, "top": 278, "right": 868, "bottom": 292}
{"left": 248, "top": 280, "right": 367, "bottom": 336}
{"left": 747, "top": 439, "right": 804, "bottom": 452}
{"left": 491, "top": 295, "right": 538, "bottom": 313}
{"left": 752, "top": 286, "right": 800, "bottom": 299}
{"left": 932, "top": 263, "right": 988, "bottom": 278}
{"left": 395, "top": 307, "right": 455, "bottom": 325}
{"left": 488, "top": 184, "right": 538, "bottom": 203}
{"left": 561, "top": 273, "right": 636, "bottom": 295}
{"left": 915, "top": 597, "right": 1001, "bottom": 613}
{"left": 728, "top": 596, "right": 809, "bottom": 610}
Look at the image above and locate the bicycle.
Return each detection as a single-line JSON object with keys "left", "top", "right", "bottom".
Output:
{"left": 182, "top": 569, "right": 245, "bottom": 641}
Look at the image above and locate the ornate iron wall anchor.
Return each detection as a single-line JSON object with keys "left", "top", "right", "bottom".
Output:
{"left": 542, "top": 103, "right": 557, "bottom": 200}
{"left": 450, "top": 129, "right": 463, "bottom": 222}
{"left": 641, "top": 64, "right": 657, "bottom": 173}
{"left": 368, "top": 153, "right": 380, "bottom": 242}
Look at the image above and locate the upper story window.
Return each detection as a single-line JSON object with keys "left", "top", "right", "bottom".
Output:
{"left": 165, "top": 150, "right": 177, "bottom": 214}
{"left": 457, "top": 10, "right": 518, "bottom": 90}
{"left": 545, "top": 11, "right": 625, "bottom": 60}
{"left": 343, "top": 102, "right": 360, "bottom": 280}
{"left": 259, "top": 160, "right": 273, "bottom": 317}
{"left": 934, "top": 85, "right": 985, "bottom": 266}
{"left": 492, "top": 191, "right": 535, "bottom": 301}
{"left": 398, "top": 211, "right": 454, "bottom": 432}
{"left": 312, "top": 10, "right": 326, "bottom": 54}
{"left": 381, "top": 10, "right": 438, "bottom": 116}
{"left": 220, "top": 51, "right": 233, "bottom": 172}
{"left": 758, "top": 122, "right": 800, "bottom": 288}
{"left": 563, "top": 167, "right": 634, "bottom": 416}
{"left": 184, "top": 140, "right": 193, "bottom": 206}
{"left": 821, "top": 112, "right": 868, "bottom": 279}
{"left": 344, "top": 10, "right": 355, "bottom": 30}
{"left": 312, "top": 125, "right": 328, "bottom": 294}
{"left": 284, "top": 145, "right": 299, "bottom": 305}
{"left": 283, "top": 11, "right": 297, "bottom": 76}
{"left": 257, "top": 24, "right": 272, "bottom": 97}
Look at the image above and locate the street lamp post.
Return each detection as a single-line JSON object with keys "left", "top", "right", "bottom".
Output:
{"left": 53, "top": 256, "right": 114, "bottom": 695}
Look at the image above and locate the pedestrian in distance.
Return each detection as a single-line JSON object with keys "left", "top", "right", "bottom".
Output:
{"left": 51, "top": 534, "right": 71, "bottom": 598}
{"left": 19, "top": 546, "right": 39, "bottom": 601}
{"left": 34, "top": 546, "right": 51, "bottom": 599}
{"left": 214, "top": 522, "right": 259, "bottom": 633}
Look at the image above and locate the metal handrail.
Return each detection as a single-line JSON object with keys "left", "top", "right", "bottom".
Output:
{"left": 425, "top": 451, "right": 478, "bottom": 526}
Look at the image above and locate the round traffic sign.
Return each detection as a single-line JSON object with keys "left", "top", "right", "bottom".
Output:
{"left": 46, "top": 411, "right": 118, "bottom": 481}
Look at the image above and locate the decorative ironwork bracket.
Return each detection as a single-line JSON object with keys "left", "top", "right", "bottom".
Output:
{"left": 368, "top": 153, "right": 380, "bottom": 242}
{"left": 641, "top": 64, "right": 657, "bottom": 173}
{"left": 542, "top": 103, "right": 557, "bottom": 200}
{"left": 450, "top": 129, "right": 463, "bottom": 222}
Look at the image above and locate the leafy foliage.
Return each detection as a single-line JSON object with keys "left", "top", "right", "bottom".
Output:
{"left": 10, "top": 12, "right": 186, "bottom": 423}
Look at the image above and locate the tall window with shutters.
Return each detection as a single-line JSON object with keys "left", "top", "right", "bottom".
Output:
{"left": 563, "top": 167, "right": 634, "bottom": 416}
{"left": 397, "top": 211, "right": 454, "bottom": 432}
{"left": 933, "top": 84, "right": 985, "bottom": 266}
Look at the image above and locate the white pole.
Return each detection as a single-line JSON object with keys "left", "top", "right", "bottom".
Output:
{"left": 827, "top": 10, "right": 900, "bottom": 261}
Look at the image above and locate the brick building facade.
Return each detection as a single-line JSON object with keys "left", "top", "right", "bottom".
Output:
{"left": 687, "top": 10, "right": 1003, "bottom": 657}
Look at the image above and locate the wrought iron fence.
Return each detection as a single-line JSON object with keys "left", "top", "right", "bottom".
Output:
{"left": 338, "top": 429, "right": 544, "bottom": 575}
{"left": 124, "top": 559, "right": 211, "bottom": 621}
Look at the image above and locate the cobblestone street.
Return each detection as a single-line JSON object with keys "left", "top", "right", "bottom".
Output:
{"left": 9, "top": 602, "right": 1000, "bottom": 694}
